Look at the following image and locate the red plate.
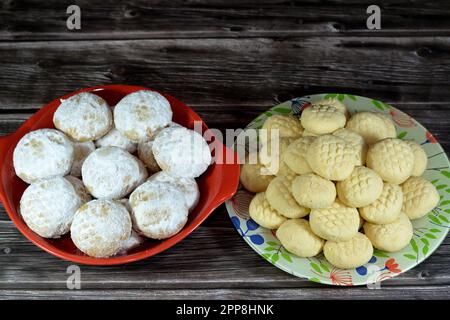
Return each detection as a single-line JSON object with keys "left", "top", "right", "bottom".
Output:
{"left": 0, "top": 85, "right": 240, "bottom": 265}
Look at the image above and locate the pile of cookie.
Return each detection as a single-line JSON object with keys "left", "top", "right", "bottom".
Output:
{"left": 14, "top": 90, "right": 211, "bottom": 258}
{"left": 241, "top": 98, "right": 439, "bottom": 269}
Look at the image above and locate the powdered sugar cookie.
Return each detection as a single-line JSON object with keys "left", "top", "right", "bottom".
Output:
{"left": 364, "top": 213, "right": 413, "bottom": 252}
{"left": 129, "top": 181, "right": 189, "bottom": 239}
{"left": 346, "top": 112, "right": 396, "bottom": 145}
{"left": 332, "top": 128, "right": 367, "bottom": 165}
{"left": 13, "top": 129, "right": 74, "bottom": 183}
{"left": 309, "top": 200, "right": 360, "bottom": 242}
{"left": 359, "top": 183, "right": 403, "bottom": 224}
{"left": 301, "top": 104, "right": 346, "bottom": 135}
{"left": 336, "top": 166, "right": 383, "bottom": 207}
{"left": 65, "top": 175, "right": 92, "bottom": 203}
{"left": 266, "top": 175, "right": 310, "bottom": 218}
{"left": 152, "top": 126, "right": 211, "bottom": 178}
{"left": 249, "top": 192, "right": 287, "bottom": 229}
{"left": 366, "top": 138, "right": 414, "bottom": 184}
{"left": 82, "top": 147, "right": 148, "bottom": 199}
{"left": 402, "top": 176, "right": 439, "bottom": 219}
{"left": 147, "top": 171, "right": 200, "bottom": 210}
{"left": 404, "top": 140, "right": 427, "bottom": 176}
{"left": 306, "top": 134, "right": 356, "bottom": 181}
{"left": 114, "top": 90, "right": 173, "bottom": 143}
{"left": 259, "top": 115, "right": 303, "bottom": 145}
{"left": 240, "top": 158, "right": 275, "bottom": 193}
{"left": 20, "top": 176, "right": 89, "bottom": 238}
{"left": 53, "top": 92, "right": 112, "bottom": 142}
{"left": 137, "top": 140, "right": 160, "bottom": 173}
{"left": 283, "top": 136, "right": 315, "bottom": 175}
{"left": 95, "top": 126, "right": 137, "bottom": 153}
{"left": 70, "top": 140, "right": 95, "bottom": 177}
{"left": 276, "top": 219, "right": 324, "bottom": 257}
{"left": 71, "top": 199, "right": 132, "bottom": 258}
{"left": 292, "top": 173, "right": 336, "bottom": 209}
{"left": 323, "top": 232, "right": 373, "bottom": 269}
{"left": 314, "top": 98, "right": 350, "bottom": 119}
{"left": 259, "top": 137, "right": 294, "bottom": 175}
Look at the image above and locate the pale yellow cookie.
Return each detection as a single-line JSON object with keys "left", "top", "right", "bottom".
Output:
{"left": 283, "top": 136, "right": 316, "bottom": 175}
{"left": 309, "top": 200, "right": 360, "bottom": 242}
{"left": 259, "top": 115, "right": 303, "bottom": 145}
{"left": 359, "top": 183, "right": 403, "bottom": 224}
{"left": 332, "top": 128, "right": 367, "bottom": 165}
{"left": 404, "top": 140, "right": 427, "bottom": 176}
{"left": 366, "top": 138, "right": 414, "bottom": 184}
{"left": 306, "top": 134, "right": 356, "bottom": 181}
{"left": 336, "top": 166, "right": 383, "bottom": 207}
{"left": 324, "top": 233, "right": 373, "bottom": 269}
{"left": 276, "top": 219, "right": 324, "bottom": 257}
{"left": 240, "top": 158, "right": 275, "bottom": 193}
{"left": 259, "top": 137, "right": 294, "bottom": 175}
{"left": 301, "top": 105, "right": 346, "bottom": 135}
{"left": 346, "top": 112, "right": 396, "bottom": 145}
{"left": 373, "top": 113, "right": 397, "bottom": 138}
{"left": 292, "top": 173, "right": 336, "bottom": 209}
{"left": 314, "top": 98, "right": 349, "bottom": 119}
{"left": 402, "top": 176, "right": 439, "bottom": 219}
{"left": 249, "top": 192, "right": 287, "bottom": 229}
{"left": 364, "top": 213, "right": 413, "bottom": 252}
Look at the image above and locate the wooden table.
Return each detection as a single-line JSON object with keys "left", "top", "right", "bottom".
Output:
{"left": 0, "top": 0, "right": 449, "bottom": 299}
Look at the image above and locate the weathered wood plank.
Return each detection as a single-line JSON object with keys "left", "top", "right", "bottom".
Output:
{"left": 1, "top": 0, "right": 450, "bottom": 41}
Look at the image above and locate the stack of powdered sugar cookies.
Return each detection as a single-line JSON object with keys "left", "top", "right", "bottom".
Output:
{"left": 241, "top": 98, "right": 439, "bottom": 269}
{"left": 14, "top": 90, "right": 211, "bottom": 258}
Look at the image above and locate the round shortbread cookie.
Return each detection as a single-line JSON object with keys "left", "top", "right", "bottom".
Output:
{"left": 336, "top": 166, "right": 383, "bottom": 207}
{"left": 259, "top": 137, "right": 294, "bottom": 175}
{"left": 373, "top": 113, "right": 397, "bottom": 138}
{"left": 301, "top": 104, "right": 346, "bottom": 135}
{"left": 346, "top": 112, "right": 396, "bottom": 145}
{"left": 137, "top": 140, "right": 160, "bottom": 173}
{"left": 324, "top": 232, "right": 373, "bottom": 269}
{"left": 364, "top": 213, "right": 413, "bottom": 252}
{"left": 314, "top": 98, "right": 350, "bottom": 119}
{"left": 129, "top": 181, "right": 189, "bottom": 239}
{"left": 306, "top": 134, "right": 356, "bottom": 181}
{"left": 71, "top": 199, "right": 132, "bottom": 258}
{"left": 20, "top": 176, "right": 89, "bottom": 238}
{"left": 82, "top": 146, "right": 148, "bottom": 199}
{"left": 259, "top": 115, "right": 303, "bottom": 145}
{"left": 309, "top": 200, "right": 360, "bottom": 242}
{"left": 147, "top": 171, "right": 200, "bottom": 210}
{"left": 366, "top": 138, "right": 414, "bottom": 184}
{"left": 276, "top": 219, "right": 324, "bottom": 257}
{"left": 152, "top": 126, "right": 211, "bottom": 178}
{"left": 266, "top": 175, "right": 310, "bottom": 218}
{"left": 292, "top": 173, "right": 336, "bottom": 209}
{"left": 95, "top": 126, "right": 137, "bottom": 153}
{"left": 114, "top": 90, "right": 173, "bottom": 143}
{"left": 70, "top": 140, "right": 95, "bottom": 177}
{"left": 240, "top": 159, "right": 275, "bottom": 193}
{"left": 13, "top": 129, "right": 74, "bottom": 184}
{"left": 248, "top": 192, "right": 287, "bottom": 229}
{"left": 404, "top": 140, "right": 427, "bottom": 176}
{"left": 402, "top": 176, "right": 440, "bottom": 220}
{"left": 332, "top": 128, "right": 367, "bottom": 166}
{"left": 53, "top": 92, "right": 112, "bottom": 142}
{"left": 283, "top": 136, "right": 316, "bottom": 175}
{"left": 359, "top": 183, "right": 403, "bottom": 224}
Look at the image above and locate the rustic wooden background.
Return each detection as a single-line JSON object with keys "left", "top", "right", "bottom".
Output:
{"left": 0, "top": 0, "right": 449, "bottom": 299}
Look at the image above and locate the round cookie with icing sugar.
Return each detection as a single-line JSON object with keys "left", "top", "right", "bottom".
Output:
{"left": 292, "top": 173, "right": 336, "bottom": 209}
{"left": 283, "top": 136, "right": 316, "bottom": 175}
{"left": 301, "top": 104, "right": 346, "bottom": 135}
{"left": 53, "top": 92, "right": 112, "bottom": 142}
{"left": 13, "top": 128, "right": 74, "bottom": 184}
{"left": 332, "top": 128, "right": 367, "bottom": 166}
{"left": 364, "top": 213, "right": 413, "bottom": 252}
{"left": 70, "top": 140, "right": 95, "bottom": 177}
{"left": 240, "top": 159, "right": 275, "bottom": 193}
{"left": 402, "top": 176, "right": 440, "bottom": 219}
{"left": 314, "top": 98, "right": 349, "bottom": 119}
{"left": 306, "top": 134, "right": 356, "bottom": 181}
{"left": 248, "top": 192, "right": 287, "bottom": 229}
{"left": 259, "top": 115, "right": 303, "bottom": 145}
{"left": 336, "top": 166, "right": 383, "bottom": 207}
{"left": 404, "top": 140, "right": 428, "bottom": 176}
{"left": 137, "top": 140, "right": 161, "bottom": 173}
{"left": 95, "top": 126, "right": 137, "bottom": 153}
{"left": 366, "top": 138, "right": 414, "bottom": 184}
{"left": 346, "top": 112, "right": 396, "bottom": 145}
{"left": 276, "top": 219, "right": 324, "bottom": 257}
{"left": 259, "top": 137, "right": 294, "bottom": 175}
{"left": 114, "top": 90, "right": 173, "bottom": 143}
{"left": 323, "top": 232, "right": 373, "bottom": 269}
{"left": 71, "top": 199, "right": 132, "bottom": 258}
{"left": 359, "top": 183, "right": 403, "bottom": 224}
{"left": 266, "top": 175, "right": 310, "bottom": 218}
{"left": 309, "top": 200, "right": 360, "bottom": 242}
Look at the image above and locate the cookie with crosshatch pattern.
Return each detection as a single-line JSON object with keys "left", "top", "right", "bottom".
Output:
{"left": 301, "top": 104, "right": 346, "bottom": 135}
{"left": 359, "top": 183, "right": 403, "bottom": 224}
{"left": 401, "top": 176, "right": 440, "bottom": 220}
{"left": 249, "top": 192, "right": 287, "bottom": 229}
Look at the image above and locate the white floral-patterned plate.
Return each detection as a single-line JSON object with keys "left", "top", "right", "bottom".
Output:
{"left": 225, "top": 93, "right": 450, "bottom": 286}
